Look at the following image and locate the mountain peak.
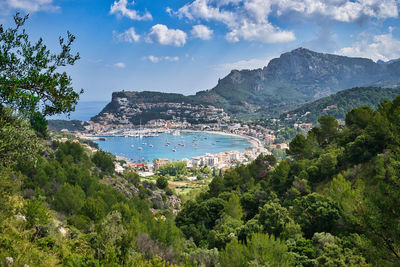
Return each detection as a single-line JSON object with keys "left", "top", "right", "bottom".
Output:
{"left": 290, "top": 47, "right": 313, "bottom": 53}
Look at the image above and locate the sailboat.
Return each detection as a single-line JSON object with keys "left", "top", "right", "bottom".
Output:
{"left": 139, "top": 119, "right": 143, "bottom": 139}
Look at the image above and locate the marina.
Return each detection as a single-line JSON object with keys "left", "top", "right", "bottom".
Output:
{"left": 93, "top": 131, "right": 254, "bottom": 163}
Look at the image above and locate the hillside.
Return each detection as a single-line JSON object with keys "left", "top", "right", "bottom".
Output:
{"left": 90, "top": 91, "right": 228, "bottom": 127}
{"left": 94, "top": 48, "right": 400, "bottom": 120}
{"left": 281, "top": 87, "right": 400, "bottom": 124}
{"left": 5, "top": 94, "right": 400, "bottom": 266}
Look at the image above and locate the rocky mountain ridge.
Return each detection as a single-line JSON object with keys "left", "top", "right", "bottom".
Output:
{"left": 93, "top": 48, "right": 400, "bottom": 120}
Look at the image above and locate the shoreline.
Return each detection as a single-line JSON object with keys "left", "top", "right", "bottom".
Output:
{"left": 181, "top": 130, "right": 262, "bottom": 149}
{"left": 79, "top": 129, "right": 264, "bottom": 164}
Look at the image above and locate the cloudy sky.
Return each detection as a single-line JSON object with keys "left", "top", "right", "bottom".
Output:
{"left": 1, "top": 0, "right": 400, "bottom": 101}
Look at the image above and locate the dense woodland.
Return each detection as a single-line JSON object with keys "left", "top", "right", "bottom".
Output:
{"left": 2, "top": 13, "right": 400, "bottom": 267}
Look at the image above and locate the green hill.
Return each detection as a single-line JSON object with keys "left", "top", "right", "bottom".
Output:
{"left": 281, "top": 87, "right": 400, "bottom": 124}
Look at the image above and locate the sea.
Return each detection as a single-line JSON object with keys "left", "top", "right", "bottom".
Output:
{"left": 46, "top": 101, "right": 108, "bottom": 121}
{"left": 48, "top": 101, "right": 252, "bottom": 162}
{"left": 93, "top": 132, "right": 252, "bottom": 163}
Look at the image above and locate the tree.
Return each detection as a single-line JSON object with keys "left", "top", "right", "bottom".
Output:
{"left": 287, "top": 134, "right": 308, "bottom": 160}
{"left": 318, "top": 116, "right": 339, "bottom": 145}
{"left": 224, "top": 193, "right": 243, "bottom": 220}
{"left": 292, "top": 193, "right": 340, "bottom": 238}
{"left": 0, "top": 13, "right": 82, "bottom": 116}
{"left": 0, "top": 107, "right": 41, "bottom": 167}
{"left": 54, "top": 183, "right": 85, "bottom": 214}
{"left": 156, "top": 176, "right": 168, "bottom": 189}
{"left": 258, "top": 201, "right": 293, "bottom": 237}
{"left": 92, "top": 150, "right": 114, "bottom": 173}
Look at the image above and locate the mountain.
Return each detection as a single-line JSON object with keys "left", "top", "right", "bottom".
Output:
{"left": 196, "top": 48, "right": 400, "bottom": 117}
{"left": 93, "top": 48, "right": 400, "bottom": 121}
{"left": 280, "top": 87, "right": 400, "bottom": 125}
{"left": 377, "top": 58, "right": 400, "bottom": 65}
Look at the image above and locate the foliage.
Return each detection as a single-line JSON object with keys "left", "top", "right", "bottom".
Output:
{"left": 0, "top": 13, "right": 82, "bottom": 116}
{"left": 157, "top": 161, "right": 187, "bottom": 176}
{"left": 92, "top": 150, "right": 115, "bottom": 173}
{"left": 0, "top": 107, "right": 42, "bottom": 167}
{"left": 156, "top": 176, "right": 169, "bottom": 189}
{"left": 54, "top": 183, "right": 85, "bottom": 214}
{"left": 219, "top": 233, "right": 294, "bottom": 267}
{"left": 281, "top": 87, "right": 400, "bottom": 125}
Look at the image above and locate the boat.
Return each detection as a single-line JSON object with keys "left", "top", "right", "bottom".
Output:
{"left": 149, "top": 144, "right": 153, "bottom": 147}
{"left": 131, "top": 144, "right": 134, "bottom": 148}
{"left": 172, "top": 130, "right": 180, "bottom": 136}
{"left": 172, "top": 149, "right": 176, "bottom": 152}
{"left": 138, "top": 147, "right": 143, "bottom": 150}
{"left": 142, "top": 142, "right": 147, "bottom": 145}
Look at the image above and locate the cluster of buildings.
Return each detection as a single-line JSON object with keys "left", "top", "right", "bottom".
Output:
{"left": 112, "top": 146, "right": 269, "bottom": 176}
{"left": 184, "top": 146, "right": 268, "bottom": 169}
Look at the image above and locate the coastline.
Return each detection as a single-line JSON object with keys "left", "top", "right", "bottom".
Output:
{"left": 79, "top": 129, "right": 264, "bottom": 164}
{"left": 181, "top": 130, "right": 263, "bottom": 149}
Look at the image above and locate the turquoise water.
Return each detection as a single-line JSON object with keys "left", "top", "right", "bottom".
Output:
{"left": 94, "top": 132, "right": 252, "bottom": 162}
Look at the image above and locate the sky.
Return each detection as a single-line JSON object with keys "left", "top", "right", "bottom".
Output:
{"left": 1, "top": 0, "right": 400, "bottom": 101}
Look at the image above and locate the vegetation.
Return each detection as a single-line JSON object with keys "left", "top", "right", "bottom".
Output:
{"left": 3, "top": 12, "right": 400, "bottom": 267}
{"left": 175, "top": 96, "right": 400, "bottom": 266}
{"left": 0, "top": 13, "right": 82, "bottom": 117}
{"left": 281, "top": 86, "right": 400, "bottom": 125}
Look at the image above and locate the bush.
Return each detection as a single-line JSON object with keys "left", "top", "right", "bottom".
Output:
{"left": 157, "top": 177, "right": 168, "bottom": 189}
{"left": 54, "top": 183, "right": 85, "bottom": 214}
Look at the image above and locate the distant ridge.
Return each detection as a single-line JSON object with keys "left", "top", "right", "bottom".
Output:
{"left": 94, "top": 48, "right": 400, "bottom": 120}
{"left": 195, "top": 47, "right": 400, "bottom": 117}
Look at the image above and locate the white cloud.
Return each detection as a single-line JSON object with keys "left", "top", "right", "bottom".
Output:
{"left": 175, "top": 0, "right": 399, "bottom": 43}
{"left": 191, "top": 24, "right": 213, "bottom": 40}
{"left": 215, "top": 57, "right": 273, "bottom": 71}
{"left": 177, "top": 0, "right": 295, "bottom": 43}
{"left": 110, "top": 0, "right": 152, "bottom": 21}
{"left": 337, "top": 29, "right": 400, "bottom": 61}
{"left": 143, "top": 55, "right": 180, "bottom": 63}
{"left": 146, "top": 24, "right": 187, "bottom": 47}
{"left": 4, "top": 0, "right": 59, "bottom": 12}
{"left": 114, "top": 62, "right": 126, "bottom": 68}
{"left": 113, "top": 27, "right": 140, "bottom": 43}
{"left": 274, "top": 0, "right": 398, "bottom": 22}
{"left": 225, "top": 20, "right": 295, "bottom": 43}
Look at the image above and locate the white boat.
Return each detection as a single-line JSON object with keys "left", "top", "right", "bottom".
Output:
{"left": 172, "top": 130, "right": 180, "bottom": 136}
{"left": 138, "top": 147, "right": 143, "bottom": 150}
{"left": 131, "top": 144, "right": 134, "bottom": 148}
{"left": 172, "top": 149, "right": 176, "bottom": 152}
{"left": 149, "top": 144, "right": 153, "bottom": 147}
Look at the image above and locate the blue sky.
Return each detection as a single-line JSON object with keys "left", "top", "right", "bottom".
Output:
{"left": 1, "top": 0, "right": 400, "bottom": 101}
